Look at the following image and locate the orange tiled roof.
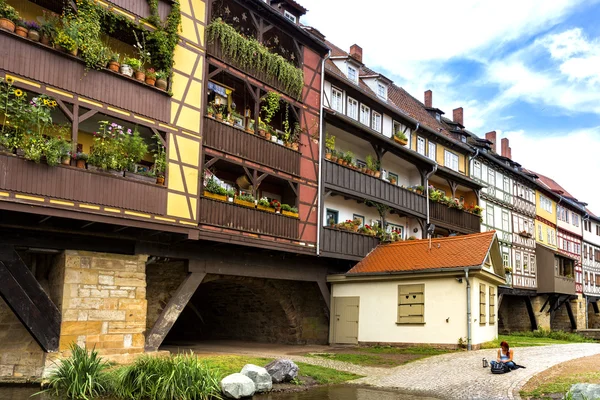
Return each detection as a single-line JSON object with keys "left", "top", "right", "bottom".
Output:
{"left": 347, "top": 231, "right": 496, "bottom": 275}
{"left": 532, "top": 171, "right": 577, "bottom": 201}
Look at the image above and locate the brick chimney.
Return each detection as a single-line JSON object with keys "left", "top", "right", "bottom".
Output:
{"left": 424, "top": 90, "right": 432, "bottom": 108}
{"left": 453, "top": 107, "right": 463, "bottom": 126}
{"left": 501, "top": 138, "right": 512, "bottom": 159}
{"left": 508, "top": 147, "right": 512, "bottom": 159}
{"left": 349, "top": 44, "right": 362, "bottom": 63}
{"left": 485, "top": 131, "right": 497, "bottom": 152}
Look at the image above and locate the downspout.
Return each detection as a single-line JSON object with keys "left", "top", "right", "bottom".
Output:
{"left": 465, "top": 268, "right": 472, "bottom": 351}
{"left": 425, "top": 165, "right": 437, "bottom": 232}
{"left": 316, "top": 50, "right": 331, "bottom": 256}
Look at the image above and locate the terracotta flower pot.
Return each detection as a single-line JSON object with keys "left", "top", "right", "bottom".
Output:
{"left": 134, "top": 71, "right": 145, "bottom": 82}
{"left": 61, "top": 156, "right": 71, "bottom": 166}
{"left": 374, "top": 171, "right": 381, "bottom": 178}
{"left": 28, "top": 30, "right": 40, "bottom": 42}
{"left": 108, "top": 61, "right": 120, "bottom": 72}
{"left": 156, "top": 176, "right": 165, "bottom": 185}
{"left": 40, "top": 35, "right": 51, "bottom": 45}
{"left": 325, "top": 153, "right": 331, "bottom": 160}
{"left": 145, "top": 77, "right": 156, "bottom": 86}
{"left": 216, "top": 113, "right": 223, "bottom": 121}
{"left": 259, "top": 129, "right": 266, "bottom": 137}
{"left": 0, "top": 18, "right": 15, "bottom": 33}
{"left": 266, "top": 132, "right": 272, "bottom": 140}
{"left": 155, "top": 78, "right": 167, "bottom": 90}
{"left": 337, "top": 158, "right": 343, "bottom": 165}
{"left": 15, "top": 26, "right": 28, "bottom": 38}
{"left": 76, "top": 159, "right": 86, "bottom": 169}
{"left": 292, "top": 143, "right": 299, "bottom": 151}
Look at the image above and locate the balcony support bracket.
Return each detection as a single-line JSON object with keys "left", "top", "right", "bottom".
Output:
{"left": 78, "top": 109, "right": 98, "bottom": 124}
{"left": 565, "top": 300, "right": 577, "bottom": 330}
{"left": 524, "top": 296, "right": 538, "bottom": 330}
{"left": 446, "top": 179, "right": 458, "bottom": 199}
{"left": 55, "top": 99, "right": 74, "bottom": 121}
{"left": 317, "top": 279, "right": 330, "bottom": 312}
{"left": 208, "top": 67, "right": 224, "bottom": 80}
{"left": 539, "top": 295, "right": 551, "bottom": 313}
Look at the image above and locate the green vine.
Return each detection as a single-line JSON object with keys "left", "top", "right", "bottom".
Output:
{"left": 206, "top": 18, "right": 304, "bottom": 99}
{"left": 146, "top": 0, "right": 181, "bottom": 75}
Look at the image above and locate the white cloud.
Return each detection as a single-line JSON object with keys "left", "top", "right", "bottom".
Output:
{"left": 503, "top": 127, "right": 600, "bottom": 213}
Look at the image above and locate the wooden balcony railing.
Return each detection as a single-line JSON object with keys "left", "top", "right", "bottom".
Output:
{"left": 0, "top": 30, "right": 169, "bottom": 123}
{"left": 199, "top": 197, "right": 299, "bottom": 239}
{"left": 0, "top": 154, "right": 167, "bottom": 215}
{"left": 322, "top": 160, "right": 427, "bottom": 218}
{"left": 430, "top": 201, "right": 481, "bottom": 234}
{"left": 204, "top": 117, "right": 301, "bottom": 175}
{"left": 320, "top": 227, "right": 380, "bottom": 261}
{"left": 207, "top": 41, "right": 299, "bottom": 98}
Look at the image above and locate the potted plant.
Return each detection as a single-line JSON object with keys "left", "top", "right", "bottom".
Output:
{"left": 325, "top": 133, "right": 335, "bottom": 160}
{"left": 0, "top": 0, "right": 19, "bottom": 33}
{"left": 225, "top": 188, "right": 235, "bottom": 202}
{"left": 291, "top": 123, "right": 301, "bottom": 151}
{"left": 132, "top": 30, "right": 151, "bottom": 81}
{"left": 258, "top": 119, "right": 267, "bottom": 137}
{"left": 204, "top": 175, "right": 228, "bottom": 201}
{"left": 281, "top": 204, "right": 299, "bottom": 218}
{"left": 55, "top": 25, "right": 78, "bottom": 56}
{"left": 389, "top": 175, "right": 397, "bottom": 185}
{"left": 45, "top": 136, "right": 71, "bottom": 166}
{"left": 107, "top": 52, "right": 120, "bottom": 72}
{"left": 232, "top": 111, "right": 244, "bottom": 128}
{"left": 343, "top": 151, "right": 353, "bottom": 167}
{"left": 121, "top": 57, "right": 135, "bottom": 77}
{"left": 145, "top": 68, "right": 157, "bottom": 86}
{"left": 415, "top": 185, "right": 424, "bottom": 195}
{"left": 39, "top": 11, "right": 57, "bottom": 45}
{"left": 207, "top": 102, "right": 215, "bottom": 118}
{"left": 87, "top": 121, "right": 125, "bottom": 176}
{"left": 26, "top": 21, "right": 40, "bottom": 41}
{"left": 15, "top": 20, "right": 27, "bottom": 38}
{"left": 270, "top": 130, "right": 278, "bottom": 143}
{"left": 257, "top": 197, "right": 275, "bottom": 213}
{"left": 393, "top": 130, "right": 408, "bottom": 146}
{"left": 234, "top": 193, "right": 255, "bottom": 208}
{"left": 330, "top": 150, "right": 338, "bottom": 163}
{"left": 122, "top": 130, "right": 152, "bottom": 182}
{"left": 366, "top": 155, "right": 377, "bottom": 176}
{"left": 271, "top": 199, "right": 281, "bottom": 213}
{"left": 152, "top": 133, "right": 166, "bottom": 185}
{"left": 215, "top": 103, "right": 225, "bottom": 121}
{"left": 155, "top": 70, "right": 168, "bottom": 90}
{"left": 72, "top": 152, "right": 88, "bottom": 169}
{"left": 129, "top": 59, "right": 144, "bottom": 81}
{"left": 336, "top": 150, "right": 344, "bottom": 165}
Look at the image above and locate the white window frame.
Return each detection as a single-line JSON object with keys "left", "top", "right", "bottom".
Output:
{"left": 360, "top": 104, "right": 370, "bottom": 126}
{"left": 417, "top": 137, "right": 426, "bottom": 156}
{"left": 503, "top": 176, "right": 510, "bottom": 193}
{"left": 444, "top": 150, "right": 459, "bottom": 171}
{"left": 347, "top": 64, "right": 358, "bottom": 83}
{"left": 473, "top": 160, "right": 481, "bottom": 179}
{"left": 283, "top": 10, "right": 297, "bottom": 23}
{"left": 377, "top": 82, "right": 386, "bottom": 99}
{"left": 372, "top": 111, "right": 382, "bottom": 132}
{"left": 331, "top": 87, "right": 343, "bottom": 113}
{"left": 540, "top": 194, "right": 553, "bottom": 213}
{"left": 486, "top": 204, "right": 494, "bottom": 227}
{"left": 488, "top": 169, "right": 496, "bottom": 187}
{"left": 502, "top": 211, "right": 509, "bottom": 232}
{"left": 347, "top": 97, "right": 358, "bottom": 120}
{"left": 428, "top": 142, "right": 436, "bottom": 161}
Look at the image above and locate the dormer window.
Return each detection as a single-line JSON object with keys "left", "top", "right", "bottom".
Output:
{"left": 461, "top": 135, "right": 467, "bottom": 143}
{"left": 435, "top": 113, "right": 441, "bottom": 122}
{"left": 283, "top": 10, "right": 297, "bottom": 23}
{"left": 347, "top": 65, "right": 357, "bottom": 83}
{"left": 377, "top": 83, "right": 387, "bottom": 99}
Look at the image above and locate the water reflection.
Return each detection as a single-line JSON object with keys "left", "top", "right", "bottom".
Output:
{"left": 255, "top": 385, "right": 439, "bottom": 400}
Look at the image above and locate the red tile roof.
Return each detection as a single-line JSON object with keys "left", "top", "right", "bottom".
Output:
{"left": 347, "top": 231, "right": 497, "bottom": 275}
{"left": 532, "top": 171, "right": 577, "bottom": 200}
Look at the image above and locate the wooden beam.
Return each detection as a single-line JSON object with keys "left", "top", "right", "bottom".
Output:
{"left": 497, "top": 293, "right": 504, "bottom": 310}
{"left": 317, "top": 279, "right": 330, "bottom": 311}
{"left": 524, "top": 296, "right": 538, "bottom": 331}
{"left": 565, "top": 300, "right": 577, "bottom": 330}
{"left": 55, "top": 98, "right": 73, "bottom": 121}
{"left": 593, "top": 301, "right": 600, "bottom": 314}
{"left": 553, "top": 295, "right": 569, "bottom": 313}
{"left": 78, "top": 109, "right": 98, "bottom": 123}
{"left": 145, "top": 270, "right": 206, "bottom": 351}
{"left": 287, "top": 181, "right": 298, "bottom": 196}
{"left": 446, "top": 179, "right": 458, "bottom": 199}
{"left": 255, "top": 172, "right": 268, "bottom": 186}
{"left": 71, "top": 103, "right": 79, "bottom": 154}
{"left": 208, "top": 67, "right": 224, "bottom": 79}
{"left": 204, "top": 157, "right": 219, "bottom": 169}
{"left": 38, "top": 216, "right": 52, "bottom": 224}
{"left": 539, "top": 295, "right": 551, "bottom": 313}
{"left": 245, "top": 81, "right": 259, "bottom": 102}
{"left": 151, "top": 128, "right": 166, "bottom": 147}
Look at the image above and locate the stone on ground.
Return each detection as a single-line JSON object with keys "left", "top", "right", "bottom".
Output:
{"left": 220, "top": 373, "right": 256, "bottom": 399}
{"left": 566, "top": 383, "right": 600, "bottom": 400}
{"left": 241, "top": 364, "right": 273, "bottom": 392}
{"left": 265, "top": 359, "right": 299, "bottom": 383}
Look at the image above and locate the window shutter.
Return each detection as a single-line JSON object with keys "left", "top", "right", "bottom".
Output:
{"left": 489, "top": 287, "right": 495, "bottom": 325}
{"left": 397, "top": 284, "right": 425, "bottom": 324}
{"left": 479, "top": 284, "right": 487, "bottom": 324}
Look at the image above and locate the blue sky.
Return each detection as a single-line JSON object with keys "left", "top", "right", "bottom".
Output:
{"left": 301, "top": 0, "right": 600, "bottom": 213}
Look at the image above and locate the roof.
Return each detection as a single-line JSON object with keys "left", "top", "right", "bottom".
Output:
{"left": 533, "top": 171, "right": 577, "bottom": 200}
{"left": 347, "top": 231, "right": 497, "bottom": 275}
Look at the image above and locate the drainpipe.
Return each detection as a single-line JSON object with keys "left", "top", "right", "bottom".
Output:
{"left": 465, "top": 268, "right": 472, "bottom": 351}
{"left": 316, "top": 50, "right": 331, "bottom": 256}
{"left": 469, "top": 148, "right": 480, "bottom": 162}
{"left": 425, "top": 165, "right": 438, "bottom": 233}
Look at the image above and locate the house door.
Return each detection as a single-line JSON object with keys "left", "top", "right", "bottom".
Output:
{"left": 333, "top": 297, "right": 359, "bottom": 344}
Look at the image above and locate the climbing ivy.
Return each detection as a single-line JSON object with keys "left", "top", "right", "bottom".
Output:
{"left": 146, "top": 0, "right": 181, "bottom": 75}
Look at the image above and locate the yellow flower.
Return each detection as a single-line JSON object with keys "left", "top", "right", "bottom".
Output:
{"left": 14, "top": 89, "right": 23, "bottom": 97}
{"left": 43, "top": 99, "right": 49, "bottom": 106}
{"left": 5, "top": 77, "right": 14, "bottom": 84}
{"left": 51, "top": 100, "right": 57, "bottom": 107}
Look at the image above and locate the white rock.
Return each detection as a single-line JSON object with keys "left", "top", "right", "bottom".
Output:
{"left": 220, "top": 373, "right": 256, "bottom": 399}
{"left": 241, "top": 364, "right": 273, "bottom": 392}
{"left": 265, "top": 359, "right": 299, "bottom": 383}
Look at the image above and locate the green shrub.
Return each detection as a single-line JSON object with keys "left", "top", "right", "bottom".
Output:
{"left": 512, "top": 329, "right": 590, "bottom": 343}
{"left": 45, "top": 135, "right": 71, "bottom": 166}
{"left": 281, "top": 204, "right": 291, "bottom": 211}
{"left": 112, "top": 353, "right": 222, "bottom": 400}
{"left": 237, "top": 194, "right": 255, "bottom": 203}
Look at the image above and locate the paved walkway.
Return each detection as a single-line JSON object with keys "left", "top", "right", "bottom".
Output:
{"left": 164, "top": 341, "right": 600, "bottom": 400}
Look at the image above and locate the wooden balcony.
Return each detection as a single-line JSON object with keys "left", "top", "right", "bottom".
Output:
{"left": 536, "top": 245, "right": 576, "bottom": 295}
{"left": 430, "top": 201, "right": 481, "bottom": 234}
{"left": 199, "top": 197, "right": 299, "bottom": 239}
{"left": 322, "top": 160, "right": 427, "bottom": 218}
{"left": 0, "top": 153, "right": 167, "bottom": 215}
{"left": 204, "top": 117, "right": 301, "bottom": 175}
{"left": 0, "top": 30, "right": 169, "bottom": 123}
{"left": 320, "top": 227, "right": 380, "bottom": 261}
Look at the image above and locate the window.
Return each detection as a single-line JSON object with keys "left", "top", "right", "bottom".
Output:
{"left": 461, "top": 135, "right": 467, "bottom": 143}
{"left": 377, "top": 83, "right": 386, "bottom": 99}
{"left": 356, "top": 159, "right": 366, "bottom": 169}
{"left": 397, "top": 284, "right": 424, "bottom": 324}
{"left": 516, "top": 251, "right": 522, "bottom": 272}
{"left": 502, "top": 252, "right": 509, "bottom": 268}
{"left": 387, "top": 172, "right": 398, "bottom": 186}
{"left": 331, "top": 87, "right": 343, "bottom": 112}
{"left": 523, "top": 253, "right": 529, "bottom": 272}
{"left": 417, "top": 137, "right": 426, "bottom": 155}
{"left": 347, "top": 97, "right": 358, "bottom": 120}
{"left": 428, "top": 142, "right": 436, "bottom": 161}
{"left": 352, "top": 214, "right": 365, "bottom": 227}
{"left": 597, "top": 274, "right": 600, "bottom": 286}
{"left": 584, "top": 244, "right": 588, "bottom": 260}
{"left": 547, "top": 228, "right": 551, "bottom": 244}
{"left": 530, "top": 255, "right": 536, "bottom": 273}
{"left": 360, "top": 104, "right": 370, "bottom": 125}
{"left": 540, "top": 194, "right": 553, "bottom": 213}
{"left": 502, "top": 211, "right": 510, "bottom": 232}
{"left": 486, "top": 204, "right": 494, "bottom": 227}
{"left": 371, "top": 112, "right": 382, "bottom": 132}
{"left": 347, "top": 65, "right": 357, "bottom": 82}
{"left": 488, "top": 169, "right": 496, "bottom": 187}
{"left": 325, "top": 209, "right": 338, "bottom": 226}
{"left": 573, "top": 213, "right": 579, "bottom": 227}
{"left": 283, "top": 10, "right": 297, "bottom": 23}
{"left": 596, "top": 250, "right": 600, "bottom": 263}
{"left": 444, "top": 150, "right": 459, "bottom": 171}
{"left": 479, "top": 284, "right": 487, "bottom": 324}
{"left": 503, "top": 176, "right": 510, "bottom": 193}
{"left": 489, "top": 287, "right": 496, "bottom": 325}
{"left": 550, "top": 229, "right": 556, "bottom": 245}
{"left": 386, "top": 223, "right": 404, "bottom": 238}
{"left": 597, "top": 225, "right": 600, "bottom": 236}
{"left": 473, "top": 161, "right": 481, "bottom": 179}
{"left": 538, "top": 224, "right": 542, "bottom": 241}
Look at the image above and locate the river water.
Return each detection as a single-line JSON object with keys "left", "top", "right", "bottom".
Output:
{"left": 0, "top": 385, "right": 439, "bottom": 400}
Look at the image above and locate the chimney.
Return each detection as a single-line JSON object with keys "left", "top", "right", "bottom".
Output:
{"left": 508, "top": 146, "right": 512, "bottom": 160}
{"left": 424, "top": 90, "right": 432, "bottom": 108}
{"left": 349, "top": 44, "right": 362, "bottom": 63}
{"left": 485, "top": 131, "right": 497, "bottom": 152}
{"left": 501, "top": 138, "right": 511, "bottom": 159}
{"left": 453, "top": 107, "right": 463, "bottom": 126}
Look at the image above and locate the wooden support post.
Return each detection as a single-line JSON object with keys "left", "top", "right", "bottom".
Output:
{"left": 524, "top": 296, "right": 538, "bottom": 331}
{"left": 539, "top": 295, "right": 551, "bottom": 313}
{"left": 446, "top": 179, "right": 458, "bottom": 199}
{"left": 565, "top": 300, "right": 577, "bottom": 330}
{"left": 71, "top": 103, "right": 79, "bottom": 154}
{"left": 593, "top": 301, "right": 600, "bottom": 314}
{"left": 145, "top": 271, "right": 206, "bottom": 351}
{"left": 317, "top": 279, "right": 330, "bottom": 312}
{"left": 498, "top": 293, "right": 504, "bottom": 310}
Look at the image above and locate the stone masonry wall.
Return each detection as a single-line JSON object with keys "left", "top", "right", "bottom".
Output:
{"left": 588, "top": 301, "right": 600, "bottom": 329}
{"left": 145, "top": 261, "right": 187, "bottom": 333}
{"left": 532, "top": 295, "right": 551, "bottom": 330}
{"left": 551, "top": 301, "right": 574, "bottom": 331}
{"left": 56, "top": 251, "right": 148, "bottom": 363}
{"left": 498, "top": 296, "right": 533, "bottom": 333}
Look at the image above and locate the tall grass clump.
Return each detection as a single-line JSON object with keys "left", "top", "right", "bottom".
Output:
{"left": 512, "top": 329, "right": 592, "bottom": 343}
{"left": 42, "top": 344, "right": 111, "bottom": 400}
{"left": 112, "top": 352, "right": 223, "bottom": 400}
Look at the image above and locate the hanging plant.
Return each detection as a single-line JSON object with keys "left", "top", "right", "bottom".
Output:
{"left": 261, "top": 91, "right": 280, "bottom": 125}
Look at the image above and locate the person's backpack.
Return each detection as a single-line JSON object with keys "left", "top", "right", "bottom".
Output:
{"left": 491, "top": 362, "right": 510, "bottom": 374}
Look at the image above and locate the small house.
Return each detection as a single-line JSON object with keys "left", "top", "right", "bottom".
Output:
{"left": 328, "top": 231, "right": 505, "bottom": 349}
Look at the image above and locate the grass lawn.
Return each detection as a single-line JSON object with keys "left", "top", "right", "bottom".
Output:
{"left": 198, "top": 355, "right": 361, "bottom": 385}
{"left": 482, "top": 332, "right": 594, "bottom": 349}
{"left": 306, "top": 346, "right": 454, "bottom": 367}
{"left": 520, "top": 372, "right": 600, "bottom": 399}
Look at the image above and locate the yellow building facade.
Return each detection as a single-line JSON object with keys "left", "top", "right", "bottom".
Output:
{"left": 534, "top": 190, "right": 558, "bottom": 249}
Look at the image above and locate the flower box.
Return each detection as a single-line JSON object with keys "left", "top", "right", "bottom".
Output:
{"left": 204, "top": 192, "right": 227, "bottom": 202}
{"left": 282, "top": 210, "right": 299, "bottom": 219}
{"left": 394, "top": 136, "right": 408, "bottom": 146}
{"left": 257, "top": 205, "right": 275, "bottom": 213}
{"left": 87, "top": 165, "right": 124, "bottom": 177}
{"left": 234, "top": 198, "right": 255, "bottom": 209}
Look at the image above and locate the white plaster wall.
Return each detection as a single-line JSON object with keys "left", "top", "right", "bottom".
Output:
{"left": 471, "top": 276, "right": 499, "bottom": 345}
{"left": 583, "top": 220, "right": 600, "bottom": 247}
{"left": 323, "top": 80, "right": 333, "bottom": 109}
{"left": 382, "top": 114, "right": 393, "bottom": 138}
{"left": 332, "top": 276, "right": 498, "bottom": 346}
{"left": 557, "top": 211, "right": 583, "bottom": 237}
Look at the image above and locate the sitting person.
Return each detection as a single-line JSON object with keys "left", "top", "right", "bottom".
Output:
{"left": 490, "top": 341, "right": 516, "bottom": 370}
